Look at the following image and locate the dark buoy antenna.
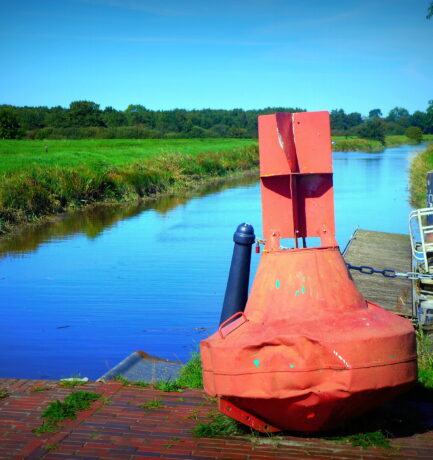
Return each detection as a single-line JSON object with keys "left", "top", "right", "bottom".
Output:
{"left": 219, "top": 223, "right": 255, "bottom": 325}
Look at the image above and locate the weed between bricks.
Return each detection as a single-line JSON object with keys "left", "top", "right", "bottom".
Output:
{"left": 33, "top": 391, "right": 100, "bottom": 434}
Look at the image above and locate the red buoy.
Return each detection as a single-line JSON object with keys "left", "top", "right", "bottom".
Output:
{"left": 200, "top": 111, "right": 417, "bottom": 432}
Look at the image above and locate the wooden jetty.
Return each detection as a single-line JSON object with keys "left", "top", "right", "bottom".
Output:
{"left": 344, "top": 229, "right": 413, "bottom": 318}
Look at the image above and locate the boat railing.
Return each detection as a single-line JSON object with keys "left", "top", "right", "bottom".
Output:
{"left": 409, "top": 207, "right": 433, "bottom": 272}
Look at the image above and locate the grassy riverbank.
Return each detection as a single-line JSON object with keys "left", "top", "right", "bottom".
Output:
{"left": 409, "top": 142, "right": 433, "bottom": 208}
{"left": 1, "top": 135, "right": 428, "bottom": 235}
{"left": 332, "top": 135, "right": 433, "bottom": 153}
{"left": 0, "top": 139, "right": 258, "bottom": 234}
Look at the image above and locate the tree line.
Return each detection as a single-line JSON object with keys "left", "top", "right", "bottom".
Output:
{"left": 331, "top": 104, "right": 433, "bottom": 140}
{"left": 0, "top": 100, "right": 432, "bottom": 141}
{"left": 0, "top": 103, "right": 304, "bottom": 140}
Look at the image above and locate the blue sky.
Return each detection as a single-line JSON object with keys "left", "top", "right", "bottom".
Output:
{"left": 1, "top": 0, "right": 432, "bottom": 116}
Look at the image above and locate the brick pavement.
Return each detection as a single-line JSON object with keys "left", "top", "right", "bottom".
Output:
{"left": 1, "top": 378, "right": 433, "bottom": 459}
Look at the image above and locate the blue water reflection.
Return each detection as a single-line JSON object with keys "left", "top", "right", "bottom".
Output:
{"left": 0, "top": 144, "right": 423, "bottom": 379}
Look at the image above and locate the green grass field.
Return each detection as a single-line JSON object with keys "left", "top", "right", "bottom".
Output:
{"left": 1, "top": 135, "right": 429, "bottom": 176}
{"left": 1, "top": 135, "right": 430, "bottom": 235}
{"left": 0, "top": 138, "right": 257, "bottom": 174}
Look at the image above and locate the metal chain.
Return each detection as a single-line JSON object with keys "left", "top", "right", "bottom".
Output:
{"left": 346, "top": 263, "right": 433, "bottom": 280}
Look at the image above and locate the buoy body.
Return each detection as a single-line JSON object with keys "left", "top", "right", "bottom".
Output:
{"left": 200, "top": 111, "right": 417, "bottom": 432}
{"left": 201, "top": 247, "right": 416, "bottom": 432}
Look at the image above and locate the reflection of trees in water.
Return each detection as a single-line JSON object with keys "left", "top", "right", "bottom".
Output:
{"left": 0, "top": 173, "right": 258, "bottom": 258}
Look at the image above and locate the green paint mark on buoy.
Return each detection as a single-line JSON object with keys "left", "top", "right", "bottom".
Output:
{"left": 290, "top": 364, "right": 295, "bottom": 368}
{"left": 301, "top": 286, "right": 306, "bottom": 294}
{"left": 253, "top": 359, "right": 260, "bottom": 368}
{"left": 275, "top": 280, "right": 280, "bottom": 288}
{"left": 295, "top": 290, "right": 299, "bottom": 295}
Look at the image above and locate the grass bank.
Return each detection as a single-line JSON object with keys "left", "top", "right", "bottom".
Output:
{"left": 409, "top": 142, "right": 433, "bottom": 208}
{"left": 1, "top": 134, "right": 429, "bottom": 235}
{"left": 0, "top": 139, "right": 258, "bottom": 234}
{"left": 0, "top": 138, "right": 256, "bottom": 174}
{"left": 332, "top": 135, "right": 433, "bottom": 153}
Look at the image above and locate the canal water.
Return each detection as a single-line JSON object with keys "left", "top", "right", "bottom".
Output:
{"left": 0, "top": 144, "right": 423, "bottom": 380}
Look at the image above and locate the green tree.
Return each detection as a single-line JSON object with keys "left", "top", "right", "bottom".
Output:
{"left": 0, "top": 102, "right": 308, "bottom": 139}
{"left": 386, "top": 107, "right": 410, "bottom": 127}
{"left": 125, "top": 104, "right": 153, "bottom": 126}
{"left": 368, "top": 108, "right": 382, "bottom": 119}
{"left": 346, "top": 112, "right": 363, "bottom": 128}
{"left": 427, "top": 2, "right": 433, "bottom": 19}
{"left": 102, "top": 106, "right": 127, "bottom": 127}
{"left": 45, "top": 106, "right": 69, "bottom": 127}
{"left": 0, "top": 107, "right": 20, "bottom": 139}
{"left": 330, "top": 109, "right": 364, "bottom": 134}
{"left": 69, "top": 101, "right": 103, "bottom": 127}
{"left": 405, "top": 126, "right": 423, "bottom": 143}
{"left": 17, "top": 106, "right": 49, "bottom": 131}
{"left": 358, "top": 119, "right": 386, "bottom": 144}
{"left": 411, "top": 110, "right": 428, "bottom": 132}
{"left": 330, "top": 109, "right": 348, "bottom": 131}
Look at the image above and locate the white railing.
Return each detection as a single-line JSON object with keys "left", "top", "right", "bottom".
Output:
{"left": 409, "top": 207, "right": 433, "bottom": 272}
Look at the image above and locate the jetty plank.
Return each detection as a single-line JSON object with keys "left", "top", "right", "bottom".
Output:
{"left": 344, "top": 229, "right": 413, "bottom": 316}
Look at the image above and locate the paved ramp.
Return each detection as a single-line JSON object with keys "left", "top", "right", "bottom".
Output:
{"left": 1, "top": 378, "right": 433, "bottom": 459}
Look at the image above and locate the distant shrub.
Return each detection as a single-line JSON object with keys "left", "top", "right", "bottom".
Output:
{"left": 210, "top": 124, "right": 230, "bottom": 137}
{"left": 164, "top": 131, "right": 183, "bottom": 139}
{"left": 228, "top": 127, "right": 249, "bottom": 138}
{"left": 385, "top": 121, "right": 405, "bottom": 135}
{"left": 60, "top": 128, "right": 83, "bottom": 139}
{"left": 357, "top": 119, "right": 386, "bottom": 145}
{"left": 405, "top": 126, "right": 423, "bottom": 144}
{"left": 188, "top": 125, "right": 207, "bottom": 138}
{"left": 34, "top": 127, "right": 56, "bottom": 139}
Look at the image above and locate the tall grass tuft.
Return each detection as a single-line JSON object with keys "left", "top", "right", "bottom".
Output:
{"left": 416, "top": 329, "right": 433, "bottom": 389}
{"left": 154, "top": 352, "right": 203, "bottom": 392}
{"left": 176, "top": 352, "right": 203, "bottom": 389}
{"left": 193, "top": 413, "right": 243, "bottom": 438}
